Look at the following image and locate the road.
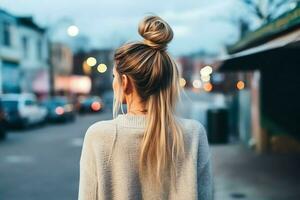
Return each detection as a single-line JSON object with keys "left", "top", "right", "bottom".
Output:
{"left": 1, "top": 109, "right": 300, "bottom": 200}
{"left": 0, "top": 112, "right": 111, "bottom": 200}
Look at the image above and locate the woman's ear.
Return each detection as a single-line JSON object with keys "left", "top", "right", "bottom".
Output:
{"left": 121, "top": 74, "right": 133, "bottom": 94}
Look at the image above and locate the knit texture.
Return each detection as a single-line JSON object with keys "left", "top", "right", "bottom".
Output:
{"left": 78, "top": 114, "right": 213, "bottom": 200}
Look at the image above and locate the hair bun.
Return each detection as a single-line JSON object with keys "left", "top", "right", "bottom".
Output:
{"left": 138, "top": 15, "right": 173, "bottom": 51}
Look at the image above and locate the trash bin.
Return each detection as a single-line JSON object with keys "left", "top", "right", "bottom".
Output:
{"left": 206, "top": 108, "right": 229, "bottom": 144}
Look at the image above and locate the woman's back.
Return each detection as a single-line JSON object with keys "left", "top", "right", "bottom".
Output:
{"left": 79, "top": 15, "right": 213, "bottom": 200}
{"left": 78, "top": 114, "right": 213, "bottom": 200}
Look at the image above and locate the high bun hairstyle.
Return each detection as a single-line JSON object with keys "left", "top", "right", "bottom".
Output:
{"left": 138, "top": 15, "right": 173, "bottom": 51}
{"left": 113, "top": 15, "right": 185, "bottom": 188}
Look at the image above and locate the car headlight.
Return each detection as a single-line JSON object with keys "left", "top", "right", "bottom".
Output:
{"left": 55, "top": 106, "right": 64, "bottom": 115}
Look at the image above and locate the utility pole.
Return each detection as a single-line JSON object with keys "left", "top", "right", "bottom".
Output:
{"left": 45, "top": 18, "right": 79, "bottom": 97}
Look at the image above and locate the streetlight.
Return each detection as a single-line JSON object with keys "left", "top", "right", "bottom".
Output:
{"left": 67, "top": 25, "right": 79, "bottom": 37}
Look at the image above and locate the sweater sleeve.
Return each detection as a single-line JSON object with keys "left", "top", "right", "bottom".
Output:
{"left": 78, "top": 126, "right": 98, "bottom": 200}
{"left": 197, "top": 123, "right": 214, "bottom": 200}
{"left": 198, "top": 159, "right": 214, "bottom": 200}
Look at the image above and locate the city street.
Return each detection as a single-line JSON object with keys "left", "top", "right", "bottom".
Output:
{"left": 212, "top": 144, "right": 300, "bottom": 200}
{"left": 1, "top": 1, "right": 300, "bottom": 199}
{"left": 1, "top": 110, "right": 300, "bottom": 200}
{"left": 0, "top": 112, "right": 111, "bottom": 200}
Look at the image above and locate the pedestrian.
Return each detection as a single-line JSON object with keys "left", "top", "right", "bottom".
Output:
{"left": 78, "top": 15, "right": 213, "bottom": 200}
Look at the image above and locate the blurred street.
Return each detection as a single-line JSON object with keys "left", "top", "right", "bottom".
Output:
{"left": 1, "top": 0, "right": 300, "bottom": 199}
{"left": 212, "top": 145, "right": 300, "bottom": 200}
{"left": 0, "top": 112, "right": 111, "bottom": 200}
{"left": 1, "top": 110, "right": 300, "bottom": 200}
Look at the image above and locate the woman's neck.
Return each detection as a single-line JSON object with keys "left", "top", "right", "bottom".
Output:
{"left": 126, "top": 100, "right": 147, "bottom": 115}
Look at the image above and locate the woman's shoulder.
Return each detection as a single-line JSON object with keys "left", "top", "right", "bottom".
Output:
{"left": 176, "top": 117, "right": 206, "bottom": 136}
{"left": 84, "top": 119, "right": 117, "bottom": 141}
{"left": 180, "top": 118, "right": 208, "bottom": 148}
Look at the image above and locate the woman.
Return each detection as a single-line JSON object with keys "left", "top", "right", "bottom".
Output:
{"left": 78, "top": 15, "right": 213, "bottom": 200}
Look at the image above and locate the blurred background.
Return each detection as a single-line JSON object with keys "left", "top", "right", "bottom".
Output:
{"left": 0, "top": 0, "right": 300, "bottom": 199}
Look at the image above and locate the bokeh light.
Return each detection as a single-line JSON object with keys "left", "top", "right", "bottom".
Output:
{"left": 55, "top": 106, "right": 64, "bottom": 115}
{"left": 86, "top": 57, "right": 97, "bottom": 67}
{"left": 179, "top": 77, "right": 186, "bottom": 87}
{"left": 203, "top": 82, "right": 213, "bottom": 92}
{"left": 237, "top": 80, "right": 245, "bottom": 90}
{"left": 82, "top": 61, "right": 91, "bottom": 74}
{"left": 192, "top": 79, "right": 202, "bottom": 89}
{"left": 200, "top": 65, "right": 213, "bottom": 76}
{"left": 91, "top": 102, "right": 101, "bottom": 111}
{"left": 67, "top": 25, "right": 79, "bottom": 37}
{"left": 201, "top": 75, "right": 210, "bottom": 82}
{"left": 97, "top": 63, "right": 107, "bottom": 73}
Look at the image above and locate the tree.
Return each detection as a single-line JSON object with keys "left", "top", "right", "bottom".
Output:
{"left": 243, "top": 0, "right": 298, "bottom": 24}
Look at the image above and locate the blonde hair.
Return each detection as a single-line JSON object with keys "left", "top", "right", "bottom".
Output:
{"left": 113, "top": 15, "right": 185, "bottom": 188}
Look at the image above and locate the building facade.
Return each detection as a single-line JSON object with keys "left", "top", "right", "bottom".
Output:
{"left": 0, "top": 10, "right": 50, "bottom": 97}
{"left": 0, "top": 9, "right": 22, "bottom": 94}
{"left": 17, "top": 17, "right": 49, "bottom": 97}
{"left": 50, "top": 42, "right": 74, "bottom": 95}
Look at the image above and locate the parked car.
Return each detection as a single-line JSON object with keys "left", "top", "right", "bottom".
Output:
{"left": 0, "top": 99, "right": 7, "bottom": 140}
{"left": 78, "top": 96, "right": 103, "bottom": 113}
{"left": 1, "top": 93, "right": 47, "bottom": 128}
{"left": 42, "top": 97, "right": 76, "bottom": 122}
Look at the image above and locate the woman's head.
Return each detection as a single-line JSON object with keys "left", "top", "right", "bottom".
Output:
{"left": 113, "top": 15, "right": 178, "bottom": 107}
{"left": 112, "top": 15, "right": 184, "bottom": 187}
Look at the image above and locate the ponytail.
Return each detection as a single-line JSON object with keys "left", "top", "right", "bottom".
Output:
{"left": 140, "top": 87, "right": 185, "bottom": 188}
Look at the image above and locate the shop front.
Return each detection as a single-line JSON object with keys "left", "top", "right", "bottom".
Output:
{"left": 219, "top": 5, "right": 300, "bottom": 153}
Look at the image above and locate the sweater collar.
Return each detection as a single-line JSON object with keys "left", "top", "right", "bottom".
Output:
{"left": 116, "top": 113, "right": 147, "bottom": 128}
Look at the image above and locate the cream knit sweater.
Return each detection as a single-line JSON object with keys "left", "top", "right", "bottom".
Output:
{"left": 78, "top": 114, "right": 213, "bottom": 200}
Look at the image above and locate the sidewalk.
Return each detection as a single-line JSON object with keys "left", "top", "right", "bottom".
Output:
{"left": 211, "top": 144, "right": 300, "bottom": 200}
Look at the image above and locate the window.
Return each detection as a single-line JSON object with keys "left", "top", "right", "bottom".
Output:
{"left": 2, "top": 61, "right": 20, "bottom": 93}
{"left": 37, "top": 39, "right": 42, "bottom": 60}
{"left": 3, "top": 21, "right": 11, "bottom": 46}
{"left": 22, "top": 36, "right": 28, "bottom": 58}
{"left": 25, "top": 100, "right": 35, "bottom": 106}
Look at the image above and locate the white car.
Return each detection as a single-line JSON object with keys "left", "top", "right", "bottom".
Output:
{"left": 1, "top": 93, "right": 48, "bottom": 128}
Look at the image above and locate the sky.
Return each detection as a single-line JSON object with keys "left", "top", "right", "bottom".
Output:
{"left": 0, "top": 0, "right": 253, "bottom": 56}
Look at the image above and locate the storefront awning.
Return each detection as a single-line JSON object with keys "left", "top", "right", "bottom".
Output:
{"left": 221, "top": 28, "right": 300, "bottom": 61}
{"left": 218, "top": 28, "right": 300, "bottom": 71}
